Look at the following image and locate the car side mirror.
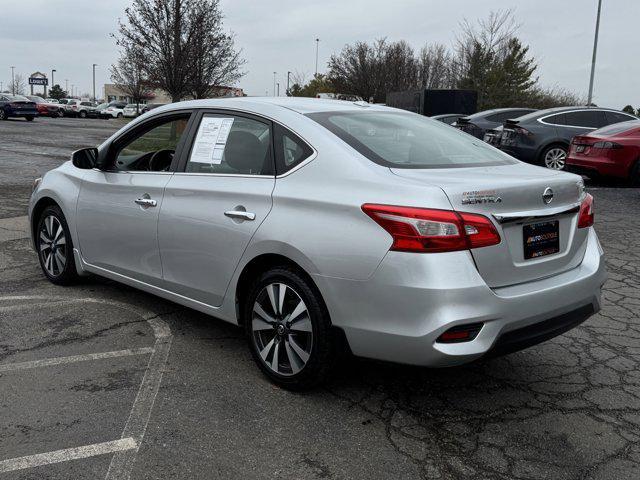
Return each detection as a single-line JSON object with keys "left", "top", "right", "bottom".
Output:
{"left": 71, "top": 147, "right": 99, "bottom": 169}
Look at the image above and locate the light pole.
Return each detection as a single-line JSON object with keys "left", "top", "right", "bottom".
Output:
{"left": 587, "top": 0, "right": 603, "bottom": 106}
{"left": 65, "top": 79, "right": 68, "bottom": 94}
{"left": 92, "top": 64, "right": 97, "bottom": 102}
{"left": 11, "top": 66, "right": 15, "bottom": 94}
{"left": 273, "top": 71, "right": 276, "bottom": 97}
{"left": 277, "top": 82, "right": 280, "bottom": 97}
{"left": 286, "top": 71, "right": 291, "bottom": 96}
{"left": 315, "top": 38, "right": 320, "bottom": 77}
{"left": 71, "top": 85, "right": 75, "bottom": 98}
{"left": 50, "top": 69, "right": 56, "bottom": 97}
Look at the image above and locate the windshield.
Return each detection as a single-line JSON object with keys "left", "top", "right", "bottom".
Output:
{"left": 307, "top": 110, "right": 517, "bottom": 169}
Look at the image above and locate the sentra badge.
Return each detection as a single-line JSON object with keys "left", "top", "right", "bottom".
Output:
{"left": 461, "top": 190, "right": 502, "bottom": 205}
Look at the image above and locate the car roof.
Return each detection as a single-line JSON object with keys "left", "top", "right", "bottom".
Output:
{"left": 464, "top": 107, "right": 536, "bottom": 119}
{"left": 152, "top": 96, "right": 387, "bottom": 116}
{"left": 515, "top": 105, "right": 627, "bottom": 122}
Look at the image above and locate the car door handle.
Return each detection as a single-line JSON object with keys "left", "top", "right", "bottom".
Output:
{"left": 224, "top": 210, "right": 256, "bottom": 221}
{"left": 134, "top": 198, "right": 157, "bottom": 207}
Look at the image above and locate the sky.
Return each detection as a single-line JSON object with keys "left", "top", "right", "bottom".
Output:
{"left": 0, "top": 0, "right": 637, "bottom": 109}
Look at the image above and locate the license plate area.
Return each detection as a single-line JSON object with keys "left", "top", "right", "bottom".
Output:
{"left": 523, "top": 220, "right": 559, "bottom": 259}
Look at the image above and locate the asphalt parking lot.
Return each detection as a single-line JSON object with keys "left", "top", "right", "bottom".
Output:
{"left": 1, "top": 116, "right": 640, "bottom": 480}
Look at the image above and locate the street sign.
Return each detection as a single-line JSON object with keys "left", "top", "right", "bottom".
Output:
{"left": 29, "top": 77, "right": 48, "bottom": 86}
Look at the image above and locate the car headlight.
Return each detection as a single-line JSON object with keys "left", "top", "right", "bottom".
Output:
{"left": 32, "top": 177, "right": 42, "bottom": 193}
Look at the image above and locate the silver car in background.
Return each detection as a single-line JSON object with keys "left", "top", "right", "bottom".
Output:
{"left": 29, "top": 98, "right": 606, "bottom": 389}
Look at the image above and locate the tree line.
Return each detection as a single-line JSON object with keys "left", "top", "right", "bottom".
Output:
{"left": 291, "top": 11, "right": 591, "bottom": 111}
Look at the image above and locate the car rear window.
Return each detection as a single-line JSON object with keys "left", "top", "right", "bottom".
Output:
{"left": 307, "top": 111, "right": 516, "bottom": 169}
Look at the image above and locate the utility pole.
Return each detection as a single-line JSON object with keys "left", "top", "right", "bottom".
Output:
{"left": 286, "top": 71, "right": 291, "bottom": 96}
{"left": 277, "top": 82, "right": 280, "bottom": 97}
{"left": 315, "top": 38, "right": 320, "bottom": 77}
{"left": 92, "top": 64, "right": 98, "bottom": 102}
{"left": 587, "top": 0, "right": 602, "bottom": 106}
{"left": 71, "top": 84, "right": 75, "bottom": 98}
{"left": 65, "top": 79, "right": 68, "bottom": 93}
{"left": 11, "top": 66, "right": 15, "bottom": 94}
{"left": 273, "top": 71, "right": 276, "bottom": 97}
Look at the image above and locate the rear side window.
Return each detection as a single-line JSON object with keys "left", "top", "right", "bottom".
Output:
{"left": 605, "top": 111, "right": 637, "bottom": 125}
{"left": 185, "top": 114, "right": 273, "bottom": 176}
{"left": 563, "top": 111, "right": 607, "bottom": 128}
{"left": 307, "top": 111, "right": 516, "bottom": 169}
{"left": 274, "top": 124, "right": 314, "bottom": 175}
{"left": 544, "top": 113, "right": 566, "bottom": 125}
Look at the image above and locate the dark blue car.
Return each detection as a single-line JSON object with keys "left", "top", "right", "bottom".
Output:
{"left": 0, "top": 94, "right": 39, "bottom": 121}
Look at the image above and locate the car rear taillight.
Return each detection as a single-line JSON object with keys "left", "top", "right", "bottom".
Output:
{"left": 362, "top": 204, "right": 501, "bottom": 253}
{"left": 593, "top": 141, "right": 622, "bottom": 149}
{"left": 577, "top": 194, "right": 594, "bottom": 229}
{"left": 513, "top": 126, "right": 533, "bottom": 137}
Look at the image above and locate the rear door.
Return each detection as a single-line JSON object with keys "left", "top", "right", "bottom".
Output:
{"left": 158, "top": 110, "right": 275, "bottom": 307}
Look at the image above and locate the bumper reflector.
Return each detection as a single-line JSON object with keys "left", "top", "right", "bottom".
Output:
{"left": 436, "top": 323, "right": 484, "bottom": 343}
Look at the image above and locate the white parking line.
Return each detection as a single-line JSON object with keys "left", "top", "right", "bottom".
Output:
{"left": 0, "top": 437, "right": 138, "bottom": 473}
{"left": 0, "top": 347, "right": 154, "bottom": 373}
{"left": 0, "top": 295, "right": 173, "bottom": 479}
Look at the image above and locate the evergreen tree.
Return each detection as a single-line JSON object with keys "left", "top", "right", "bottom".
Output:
{"left": 47, "top": 84, "right": 67, "bottom": 100}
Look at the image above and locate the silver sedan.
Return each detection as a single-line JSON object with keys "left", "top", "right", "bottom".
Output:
{"left": 29, "top": 97, "right": 606, "bottom": 389}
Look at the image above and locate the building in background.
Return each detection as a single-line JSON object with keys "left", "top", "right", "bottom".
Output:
{"left": 103, "top": 84, "right": 244, "bottom": 104}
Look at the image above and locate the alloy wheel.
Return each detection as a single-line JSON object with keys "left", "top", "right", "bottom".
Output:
{"left": 0, "top": 110, "right": 5, "bottom": 120}
{"left": 544, "top": 147, "right": 567, "bottom": 170}
{"left": 39, "top": 215, "right": 67, "bottom": 277}
{"left": 251, "top": 283, "right": 313, "bottom": 376}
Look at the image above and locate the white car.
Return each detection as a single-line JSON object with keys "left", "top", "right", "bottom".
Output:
{"left": 101, "top": 103, "right": 126, "bottom": 119}
{"left": 123, "top": 104, "right": 141, "bottom": 118}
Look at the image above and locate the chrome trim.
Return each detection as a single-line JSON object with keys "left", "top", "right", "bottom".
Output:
{"left": 536, "top": 109, "right": 635, "bottom": 129}
{"left": 173, "top": 172, "right": 274, "bottom": 179}
{"left": 492, "top": 203, "right": 580, "bottom": 225}
{"left": 224, "top": 210, "right": 256, "bottom": 221}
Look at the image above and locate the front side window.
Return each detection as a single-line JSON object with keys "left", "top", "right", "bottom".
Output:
{"left": 307, "top": 111, "right": 516, "bottom": 169}
{"left": 112, "top": 115, "right": 190, "bottom": 172}
{"left": 185, "top": 114, "right": 273, "bottom": 175}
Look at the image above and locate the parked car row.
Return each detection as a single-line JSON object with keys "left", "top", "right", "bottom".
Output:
{"left": 433, "top": 106, "right": 639, "bottom": 183}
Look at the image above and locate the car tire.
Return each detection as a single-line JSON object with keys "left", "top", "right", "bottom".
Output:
{"left": 25, "top": 115, "right": 34, "bottom": 122}
{"left": 36, "top": 205, "right": 79, "bottom": 285}
{"left": 57, "top": 110, "right": 64, "bottom": 118}
{"left": 0, "top": 109, "right": 6, "bottom": 120}
{"left": 79, "top": 110, "right": 87, "bottom": 118}
{"left": 541, "top": 144, "right": 567, "bottom": 170}
{"left": 117, "top": 113, "right": 123, "bottom": 118}
{"left": 243, "top": 266, "right": 335, "bottom": 390}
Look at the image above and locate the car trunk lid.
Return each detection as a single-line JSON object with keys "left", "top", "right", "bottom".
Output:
{"left": 391, "top": 163, "right": 588, "bottom": 287}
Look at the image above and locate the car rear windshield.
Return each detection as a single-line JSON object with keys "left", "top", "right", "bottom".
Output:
{"left": 591, "top": 120, "right": 640, "bottom": 137}
{"left": 307, "top": 110, "right": 516, "bottom": 169}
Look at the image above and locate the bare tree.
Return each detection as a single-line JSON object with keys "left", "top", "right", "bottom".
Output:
{"left": 114, "top": 0, "right": 243, "bottom": 103}
{"left": 417, "top": 44, "right": 455, "bottom": 89}
{"left": 187, "top": 0, "right": 245, "bottom": 98}
{"left": 111, "top": 45, "right": 153, "bottom": 111}
{"left": 10, "top": 73, "right": 26, "bottom": 95}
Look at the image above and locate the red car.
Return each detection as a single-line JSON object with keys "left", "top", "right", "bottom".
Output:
{"left": 567, "top": 120, "right": 640, "bottom": 185}
{"left": 26, "top": 96, "right": 64, "bottom": 118}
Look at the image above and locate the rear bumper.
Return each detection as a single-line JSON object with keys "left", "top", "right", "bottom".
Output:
{"left": 313, "top": 227, "right": 606, "bottom": 366}
{"left": 566, "top": 155, "right": 629, "bottom": 179}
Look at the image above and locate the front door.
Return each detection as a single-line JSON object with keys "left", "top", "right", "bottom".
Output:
{"left": 76, "top": 113, "right": 192, "bottom": 285}
{"left": 159, "top": 112, "right": 275, "bottom": 306}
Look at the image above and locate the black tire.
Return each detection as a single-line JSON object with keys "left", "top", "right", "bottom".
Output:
{"left": 25, "top": 115, "right": 34, "bottom": 122}
{"left": 57, "top": 110, "right": 64, "bottom": 118}
{"left": 540, "top": 144, "right": 568, "bottom": 170}
{"left": 0, "top": 109, "right": 6, "bottom": 120}
{"left": 36, "top": 205, "right": 79, "bottom": 285}
{"left": 631, "top": 161, "right": 640, "bottom": 187}
{"left": 117, "top": 112, "right": 123, "bottom": 118}
{"left": 243, "top": 266, "right": 335, "bottom": 390}
{"left": 79, "top": 110, "right": 87, "bottom": 118}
